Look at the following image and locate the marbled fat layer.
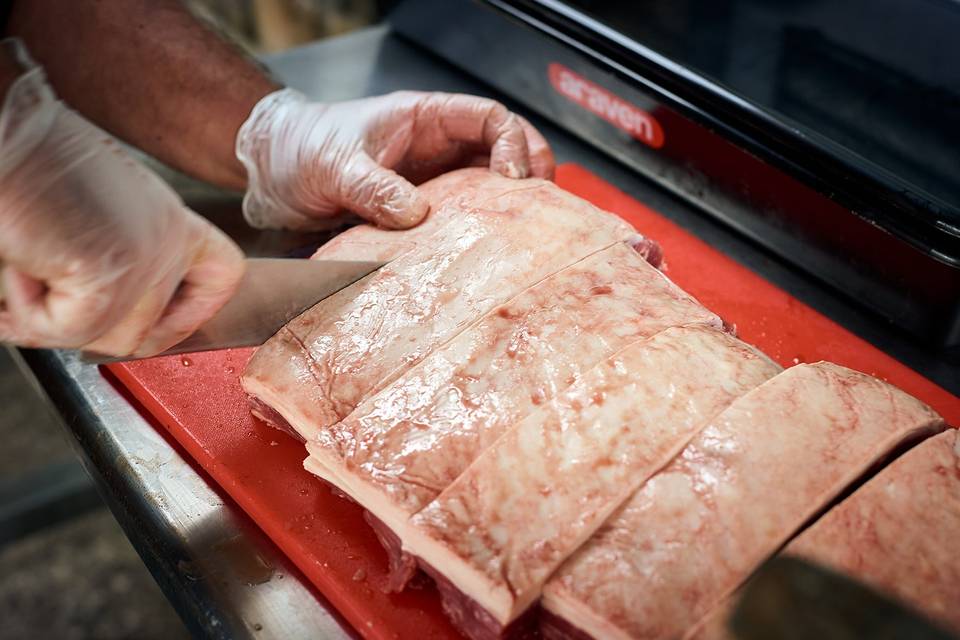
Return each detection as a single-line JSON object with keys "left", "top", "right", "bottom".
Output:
{"left": 543, "top": 363, "right": 945, "bottom": 640}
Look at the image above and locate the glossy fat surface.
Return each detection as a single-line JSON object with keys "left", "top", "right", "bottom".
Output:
{"left": 306, "top": 244, "right": 721, "bottom": 528}
{"left": 243, "top": 171, "right": 636, "bottom": 438}
{"left": 240, "top": 271, "right": 380, "bottom": 439}
{"left": 692, "top": 428, "right": 960, "bottom": 640}
{"left": 405, "top": 326, "right": 781, "bottom": 624}
{"left": 785, "top": 429, "right": 960, "bottom": 633}
{"left": 543, "top": 362, "right": 945, "bottom": 640}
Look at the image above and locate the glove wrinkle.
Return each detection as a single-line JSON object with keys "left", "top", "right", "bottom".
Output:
{"left": 0, "top": 45, "right": 244, "bottom": 356}
{"left": 235, "top": 89, "right": 554, "bottom": 231}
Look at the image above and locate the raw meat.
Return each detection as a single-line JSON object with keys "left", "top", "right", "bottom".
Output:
{"left": 311, "top": 167, "right": 662, "bottom": 268}
{"left": 308, "top": 206, "right": 453, "bottom": 263}
{"left": 403, "top": 326, "right": 781, "bottom": 638}
{"left": 692, "top": 429, "right": 960, "bottom": 639}
{"left": 785, "top": 429, "right": 960, "bottom": 633}
{"left": 541, "top": 363, "right": 945, "bottom": 640}
{"left": 242, "top": 170, "right": 646, "bottom": 441}
{"left": 302, "top": 243, "right": 720, "bottom": 577}
{"left": 309, "top": 169, "right": 497, "bottom": 262}
{"left": 241, "top": 165, "right": 952, "bottom": 640}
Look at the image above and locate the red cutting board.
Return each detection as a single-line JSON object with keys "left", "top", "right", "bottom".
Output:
{"left": 107, "top": 164, "right": 960, "bottom": 640}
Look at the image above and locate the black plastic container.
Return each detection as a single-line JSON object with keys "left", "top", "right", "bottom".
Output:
{"left": 389, "top": 0, "right": 960, "bottom": 349}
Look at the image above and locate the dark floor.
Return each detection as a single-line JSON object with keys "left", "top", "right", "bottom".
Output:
{"left": 0, "top": 349, "right": 190, "bottom": 640}
{"left": 0, "top": 349, "right": 73, "bottom": 478}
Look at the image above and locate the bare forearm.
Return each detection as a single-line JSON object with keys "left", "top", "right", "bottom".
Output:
{"left": 7, "top": 0, "right": 280, "bottom": 190}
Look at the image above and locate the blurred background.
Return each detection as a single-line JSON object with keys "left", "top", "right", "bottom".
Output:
{"left": 0, "top": 2, "right": 383, "bottom": 638}
{"left": 191, "top": 0, "right": 383, "bottom": 53}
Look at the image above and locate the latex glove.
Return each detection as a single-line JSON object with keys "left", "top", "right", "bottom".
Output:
{"left": 0, "top": 41, "right": 244, "bottom": 357}
{"left": 236, "top": 89, "right": 555, "bottom": 231}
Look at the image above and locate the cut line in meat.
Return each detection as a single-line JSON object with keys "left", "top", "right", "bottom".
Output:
{"left": 240, "top": 167, "right": 953, "bottom": 640}
{"left": 781, "top": 429, "right": 960, "bottom": 634}
{"left": 541, "top": 362, "right": 945, "bottom": 640}
{"left": 242, "top": 170, "right": 648, "bottom": 442}
{"left": 302, "top": 242, "right": 721, "bottom": 554}
{"left": 691, "top": 429, "right": 960, "bottom": 640}
{"left": 402, "top": 325, "right": 782, "bottom": 637}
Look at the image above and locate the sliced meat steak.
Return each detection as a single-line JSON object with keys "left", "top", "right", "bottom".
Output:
{"left": 692, "top": 429, "right": 960, "bottom": 639}
{"left": 541, "top": 363, "right": 945, "bottom": 640}
{"left": 242, "top": 172, "right": 644, "bottom": 441}
{"left": 784, "top": 429, "right": 960, "bottom": 634}
{"left": 402, "top": 326, "right": 781, "bottom": 639}
{"left": 302, "top": 243, "right": 719, "bottom": 578}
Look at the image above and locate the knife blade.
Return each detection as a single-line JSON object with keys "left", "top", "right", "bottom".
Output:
{"left": 83, "top": 258, "right": 384, "bottom": 363}
{"left": 729, "top": 556, "right": 956, "bottom": 640}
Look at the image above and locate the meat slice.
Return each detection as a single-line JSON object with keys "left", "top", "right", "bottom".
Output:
{"left": 242, "top": 171, "right": 643, "bottom": 440}
{"left": 784, "top": 429, "right": 960, "bottom": 633}
{"left": 302, "top": 243, "right": 720, "bottom": 545}
{"left": 691, "top": 429, "right": 960, "bottom": 640}
{"left": 402, "top": 326, "right": 781, "bottom": 638}
{"left": 541, "top": 363, "right": 945, "bottom": 640}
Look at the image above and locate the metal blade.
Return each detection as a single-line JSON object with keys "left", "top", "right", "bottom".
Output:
{"left": 84, "top": 258, "right": 384, "bottom": 363}
{"left": 729, "top": 556, "right": 956, "bottom": 639}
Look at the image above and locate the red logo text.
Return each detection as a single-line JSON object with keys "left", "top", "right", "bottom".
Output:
{"left": 548, "top": 63, "right": 664, "bottom": 149}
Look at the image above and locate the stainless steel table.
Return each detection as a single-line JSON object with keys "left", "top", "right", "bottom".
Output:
{"left": 17, "top": 24, "right": 959, "bottom": 640}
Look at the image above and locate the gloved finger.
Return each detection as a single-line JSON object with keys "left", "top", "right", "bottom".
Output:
{"left": 483, "top": 108, "right": 529, "bottom": 179}
{"left": 517, "top": 116, "right": 556, "bottom": 180}
{"left": 135, "top": 222, "right": 245, "bottom": 357}
{"left": 0, "top": 265, "right": 128, "bottom": 348}
{"left": 338, "top": 152, "right": 429, "bottom": 229}
{"left": 426, "top": 94, "right": 530, "bottom": 179}
{"left": 0, "top": 268, "right": 44, "bottom": 346}
{"left": 244, "top": 185, "right": 353, "bottom": 232}
{"left": 81, "top": 265, "right": 183, "bottom": 357}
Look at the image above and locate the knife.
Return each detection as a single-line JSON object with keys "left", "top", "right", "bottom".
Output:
{"left": 729, "top": 556, "right": 956, "bottom": 640}
{"left": 82, "top": 258, "right": 385, "bottom": 364}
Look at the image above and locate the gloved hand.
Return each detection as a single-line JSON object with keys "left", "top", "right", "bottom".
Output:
{"left": 0, "top": 40, "right": 245, "bottom": 357}
{"left": 236, "top": 89, "right": 555, "bottom": 231}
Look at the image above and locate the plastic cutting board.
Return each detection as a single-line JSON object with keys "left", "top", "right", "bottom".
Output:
{"left": 107, "top": 163, "right": 960, "bottom": 640}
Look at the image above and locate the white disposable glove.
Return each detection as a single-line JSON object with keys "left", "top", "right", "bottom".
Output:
{"left": 236, "top": 89, "right": 555, "bottom": 231}
{"left": 0, "top": 40, "right": 245, "bottom": 357}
